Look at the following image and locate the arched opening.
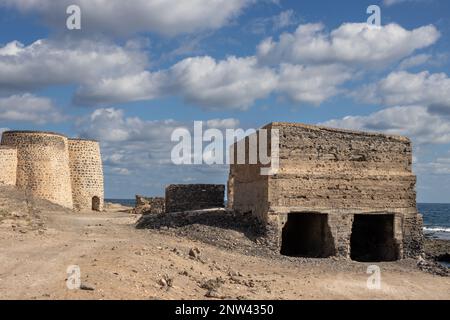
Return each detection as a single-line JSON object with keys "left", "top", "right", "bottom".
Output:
{"left": 350, "top": 214, "right": 398, "bottom": 262}
{"left": 92, "top": 196, "right": 101, "bottom": 211}
{"left": 281, "top": 212, "right": 335, "bottom": 258}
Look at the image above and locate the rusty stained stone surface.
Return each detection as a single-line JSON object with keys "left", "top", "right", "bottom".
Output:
{"left": 229, "top": 122, "right": 423, "bottom": 259}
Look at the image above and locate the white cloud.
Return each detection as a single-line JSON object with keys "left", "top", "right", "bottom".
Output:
{"left": 272, "top": 10, "right": 297, "bottom": 30}
{"left": 418, "top": 157, "right": 450, "bottom": 175}
{"left": 76, "top": 56, "right": 278, "bottom": 110}
{"left": 0, "top": 94, "right": 65, "bottom": 124}
{"left": 78, "top": 108, "right": 181, "bottom": 143}
{"left": 398, "top": 53, "right": 431, "bottom": 70}
{"left": 357, "top": 71, "right": 450, "bottom": 114}
{"left": 277, "top": 64, "right": 352, "bottom": 104}
{"left": 0, "top": 19, "right": 442, "bottom": 111}
{"left": 257, "top": 22, "right": 439, "bottom": 68}
{"left": 206, "top": 118, "right": 240, "bottom": 129}
{"left": 75, "top": 108, "right": 239, "bottom": 196}
{"left": 74, "top": 71, "right": 165, "bottom": 106}
{"left": 168, "top": 56, "right": 278, "bottom": 110}
{"left": 322, "top": 105, "right": 450, "bottom": 145}
{"left": 383, "top": 0, "right": 424, "bottom": 6}
{"left": 1, "top": 0, "right": 252, "bottom": 36}
{"left": 246, "top": 9, "right": 298, "bottom": 34}
{"left": 0, "top": 39, "right": 147, "bottom": 93}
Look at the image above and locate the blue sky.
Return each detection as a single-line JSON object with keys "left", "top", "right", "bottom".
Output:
{"left": 0, "top": 0, "right": 450, "bottom": 202}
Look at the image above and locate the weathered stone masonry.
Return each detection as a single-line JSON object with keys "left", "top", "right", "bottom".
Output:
{"left": 165, "top": 184, "right": 225, "bottom": 213}
{"left": 229, "top": 122, "right": 423, "bottom": 261}
{"left": 0, "top": 146, "right": 17, "bottom": 186}
{"left": 69, "top": 139, "right": 104, "bottom": 211}
{"left": 0, "top": 131, "right": 104, "bottom": 211}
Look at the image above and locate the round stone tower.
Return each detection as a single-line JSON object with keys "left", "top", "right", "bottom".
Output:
{"left": 1, "top": 131, "right": 73, "bottom": 209}
{"left": 0, "top": 146, "right": 17, "bottom": 186}
{"left": 68, "top": 139, "right": 104, "bottom": 211}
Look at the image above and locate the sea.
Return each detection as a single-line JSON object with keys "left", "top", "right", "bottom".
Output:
{"left": 418, "top": 203, "right": 450, "bottom": 241}
{"left": 106, "top": 200, "right": 450, "bottom": 241}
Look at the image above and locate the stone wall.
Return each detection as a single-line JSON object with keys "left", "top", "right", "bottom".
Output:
{"left": 229, "top": 122, "right": 423, "bottom": 259}
{"left": 68, "top": 139, "right": 104, "bottom": 211}
{"left": 0, "top": 146, "right": 17, "bottom": 186}
{"left": 165, "top": 184, "right": 225, "bottom": 213}
{"left": 1, "top": 131, "right": 74, "bottom": 209}
{"left": 134, "top": 195, "right": 165, "bottom": 215}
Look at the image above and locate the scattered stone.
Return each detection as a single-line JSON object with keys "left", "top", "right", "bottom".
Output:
{"left": 80, "top": 283, "right": 95, "bottom": 291}
{"left": 200, "top": 276, "right": 225, "bottom": 298}
{"left": 424, "top": 238, "right": 450, "bottom": 263}
{"left": 158, "top": 274, "right": 173, "bottom": 289}
{"left": 189, "top": 247, "right": 200, "bottom": 259}
{"left": 133, "top": 195, "right": 165, "bottom": 215}
{"left": 417, "top": 258, "right": 448, "bottom": 277}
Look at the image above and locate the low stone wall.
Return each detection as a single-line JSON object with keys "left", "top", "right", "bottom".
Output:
{"left": 165, "top": 184, "right": 225, "bottom": 213}
{"left": 134, "top": 195, "right": 165, "bottom": 215}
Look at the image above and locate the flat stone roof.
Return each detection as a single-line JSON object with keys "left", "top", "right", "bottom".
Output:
{"left": 263, "top": 122, "right": 410, "bottom": 142}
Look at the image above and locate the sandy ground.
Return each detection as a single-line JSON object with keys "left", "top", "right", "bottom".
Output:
{"left": 0, "top": 188, "right": 449, "bottom": 300}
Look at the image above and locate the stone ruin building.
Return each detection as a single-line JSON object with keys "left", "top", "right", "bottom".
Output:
{"left": 228, "top": 122, "right": 423, "bottom": 262}
{"left": 0, "top": 131, "right": 104, "bottom": 211}
{"left": 165, "top": 184, "right": 225, "bottom": 213}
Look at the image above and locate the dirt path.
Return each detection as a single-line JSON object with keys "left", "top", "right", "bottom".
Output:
{"left": 0, "top": 204, "right": 449, "bottom": 300}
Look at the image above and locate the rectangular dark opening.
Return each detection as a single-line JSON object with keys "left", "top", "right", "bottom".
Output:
{"left": 350, "top": 214, "right": 398, "bottom": 262}
{"left": 281, "top": 212, "right": 335, "bottom": 258}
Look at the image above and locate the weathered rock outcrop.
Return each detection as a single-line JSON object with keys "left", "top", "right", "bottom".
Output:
{"left": 133, "top": 195, "right": 165, "bottom": 215}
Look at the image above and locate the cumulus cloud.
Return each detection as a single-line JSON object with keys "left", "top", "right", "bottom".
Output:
{"left": 77, "top": 108, "right": 182, "bottom": 143}
{"left": 0, "top": 0, "right": 251, "bottom": 36}
{"left": 322, "top": 106, "right": 450, "bottom": 145}
{"left": 356, "top": 71, "right": 450, "bottom": 114}
{"left": 76, "top": 56, "right": 278, "bottom": 110}
{"left": 257, "top": 22, "right": 439, "bottom": 68}
{"left": 0, "top": 38, "right": 147, "bottom": 93}
{"left": 0, "top": 94, "right": 65, "bottom": 124}
{"left": 75, "top": 108, "right": 240, "bottom": 196}
{"left": 398, "top": 53, "right": 431, "bottom": 70}
{"left": 74, "top": 71, "right": 165, "bottom": 106}
{"left": 0, "top": 18, "right": 442, "bottom": 111}
{"left": 277, "top": 64, "right": 352, "bottom": 104}
{"left": 167, "top": 56, "right": 277, "bottom": 110}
